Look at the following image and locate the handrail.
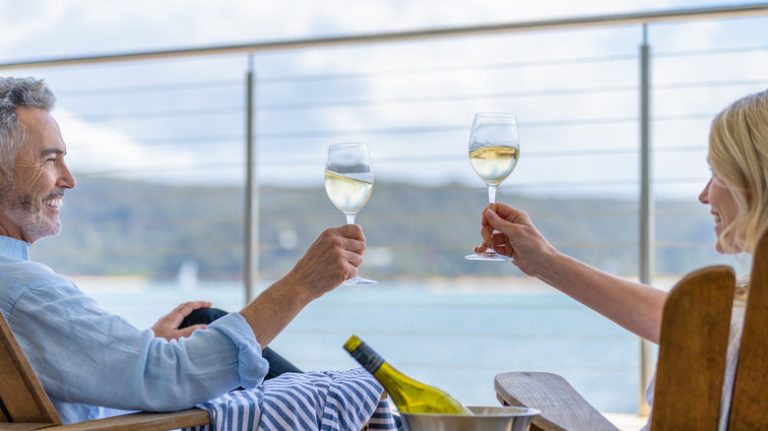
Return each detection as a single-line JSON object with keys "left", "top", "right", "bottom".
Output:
{"left": 1, "top": 3, "right": 767, "bottom": 70}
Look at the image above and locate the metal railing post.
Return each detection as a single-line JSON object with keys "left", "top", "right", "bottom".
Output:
{"left": 244, "top": 54, "right": 259, "bottom": 303}
{"left": 639, "top": 24, "right": 654, "bottom": 417}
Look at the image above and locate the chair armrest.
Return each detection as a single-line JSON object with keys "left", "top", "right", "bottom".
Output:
{"left": 42, "top": 409, "right": 210, "bottom": 431}
{"left": 495, "top": 371, "right": 619, "bottom": 431}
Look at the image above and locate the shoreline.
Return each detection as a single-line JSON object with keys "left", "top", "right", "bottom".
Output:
{"left": 70, "top": 273, "right": 688, "bottom": 294}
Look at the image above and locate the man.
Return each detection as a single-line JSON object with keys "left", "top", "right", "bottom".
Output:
{"left": 0, "top": 77, "right": 367, "bottom": 423}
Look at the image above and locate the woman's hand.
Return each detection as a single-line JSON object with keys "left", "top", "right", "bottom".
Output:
{"left": 475, "top": 203, "right": 559, "bottom": 278}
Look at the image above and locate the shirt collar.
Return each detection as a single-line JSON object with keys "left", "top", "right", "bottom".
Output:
{"left": 0, "top": 236, "right": 31, "bottom": 261}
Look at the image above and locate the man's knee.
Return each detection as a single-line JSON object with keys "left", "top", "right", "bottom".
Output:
{"left": 180, "top": 307, "right": 228, "bottom": 328}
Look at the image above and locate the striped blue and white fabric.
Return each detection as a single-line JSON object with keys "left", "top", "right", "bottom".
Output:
{"left": 184, "top": 368, "right": 397, "bottom": 431}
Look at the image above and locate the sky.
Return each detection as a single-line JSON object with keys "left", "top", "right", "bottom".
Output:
{"left": 1, "top": 0, "right": 734, "bottom": 56}
{"left": 1, "top": 0, "right": 767, "bottom": 198}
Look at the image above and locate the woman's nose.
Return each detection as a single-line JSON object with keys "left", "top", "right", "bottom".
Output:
{"left": 698, "top": 178, "right": 712, "bottom": 204}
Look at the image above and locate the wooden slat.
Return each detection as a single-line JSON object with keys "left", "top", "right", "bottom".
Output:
{"left": 728, "top": 232, "right": 768, "bottom": 429}
{"left": 495, "top": 371, "right": 618, "bottom": 431}
{"left": 0, "top": 424, "right": 55, "bottom": 431}
{"left": 0, "top": 314, "right": 60, "bottom": 425}
{"left": 651, "top": 265, "right": 735, "bottom": 430}
{"left": 46, "top": 409, "right": 210, "bottom": 431}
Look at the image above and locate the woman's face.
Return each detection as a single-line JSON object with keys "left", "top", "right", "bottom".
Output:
{"left": 698, "top": 164, "right": 740, "bottom": 253}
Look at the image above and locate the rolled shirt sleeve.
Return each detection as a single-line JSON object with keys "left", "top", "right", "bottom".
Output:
{"left": 5, "top": 271, "right": 269, "bottom": 416}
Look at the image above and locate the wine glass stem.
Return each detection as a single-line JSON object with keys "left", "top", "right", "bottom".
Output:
{"left": 485, "top": 185, "right": 500, "bottom": 256}
{"left": 346, "top": 214, "right": 356, "bottom": 225}
{"left": 487, "top": 184, "right": 498, "bottom": 205}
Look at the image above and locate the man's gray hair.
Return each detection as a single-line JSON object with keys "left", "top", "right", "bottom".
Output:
{"left": 0, "top": 77, "right": 56, "bottom": 175}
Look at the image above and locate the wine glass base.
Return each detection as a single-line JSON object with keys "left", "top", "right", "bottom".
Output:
{"left": 465, "top": 252, "right": 511, "bottom": 262}
{"left": 344, "top": 276, "right": 378, "bottom": 285}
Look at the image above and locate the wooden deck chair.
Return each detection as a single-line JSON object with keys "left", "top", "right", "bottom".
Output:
{"left": 494, "top": 230, "right": 768, "bottom": 431}
{"left": 0, "top": 310, "right": 210, "bottom": 431}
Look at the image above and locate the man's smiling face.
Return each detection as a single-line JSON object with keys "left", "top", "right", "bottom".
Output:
{"left": 0, "top": 107, "right": 76, "bottom": 243}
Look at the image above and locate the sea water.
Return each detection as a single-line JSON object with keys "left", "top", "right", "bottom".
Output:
{"left": 80, "top": 277, "right": 641, "bottom": 414}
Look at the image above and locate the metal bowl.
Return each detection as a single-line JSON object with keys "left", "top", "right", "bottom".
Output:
{"left": 401, "top": 406, "right": 540, "bottom": 431}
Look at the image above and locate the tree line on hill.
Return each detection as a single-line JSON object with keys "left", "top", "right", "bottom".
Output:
{"left": 31, "top": 176, "right": 726, "bottom": 282}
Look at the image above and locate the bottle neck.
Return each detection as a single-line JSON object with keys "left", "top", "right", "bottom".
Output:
{"left": 349, "top": 341, "right": 385, "bottom": 374}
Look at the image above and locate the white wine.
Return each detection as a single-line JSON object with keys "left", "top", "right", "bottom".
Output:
{"left": 324, "top": 170, "right": 373, "bottom": 215}
{"left": 344, "top": 335, "right": 472, "bottom": 415}
{"left": 469, "top": 145, "right": 519, "bottom": 185}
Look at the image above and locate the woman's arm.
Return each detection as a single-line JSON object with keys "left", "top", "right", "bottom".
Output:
{"left": 479, "top": 204, "right": 667, "bottom": 343}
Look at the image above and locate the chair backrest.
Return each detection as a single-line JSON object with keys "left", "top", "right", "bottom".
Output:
{"left": 650, "top": 265, "right": 735, "bottom": 429}
{"left": 728, "top": 231, "right": 768, "bottom": 429}
{"left": 652, "top": 230, "right": 768, "bottom": 430}
{"left": 0, "top": 312, "right": 61, "bottom": 426}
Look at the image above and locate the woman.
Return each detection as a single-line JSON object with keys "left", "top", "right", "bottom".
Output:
{"left": 476, "top": 89, "right": 768, "bottom": 429}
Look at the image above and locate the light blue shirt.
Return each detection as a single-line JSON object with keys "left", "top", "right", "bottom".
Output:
{"left": 0, "top": 236, "right": 269, "bottom": 424}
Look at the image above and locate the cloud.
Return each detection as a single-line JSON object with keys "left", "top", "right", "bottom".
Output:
{"left": 3, "top": 0, "right": 765, "bottom": 198}
{"left": 56, "top": 109, "right": 199, "bottom": 180}
{"left": 0, "top": 0, "right": 700, "bottom": 59}
{"left": 0, "top": 2, "right": 69, "bottom": 53}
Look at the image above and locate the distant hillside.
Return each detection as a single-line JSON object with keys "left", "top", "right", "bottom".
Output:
{"left": 31, "top": 175, "right": 726, "bottom": 281}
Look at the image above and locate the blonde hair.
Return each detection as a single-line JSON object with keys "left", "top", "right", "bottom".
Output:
{"left": 708, "top": 89, "right": 768, "bottom": 254}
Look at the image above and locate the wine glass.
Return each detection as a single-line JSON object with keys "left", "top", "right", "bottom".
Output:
{"left": 465, "top": 112, "right": 520, "bottom": 261}
{"left": 324, "top": 143, "right": 377, "bottom": 285}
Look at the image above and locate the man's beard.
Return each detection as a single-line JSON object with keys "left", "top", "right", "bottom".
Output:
{"left": 0, "top": 179, "right": 62, "bottom": 242}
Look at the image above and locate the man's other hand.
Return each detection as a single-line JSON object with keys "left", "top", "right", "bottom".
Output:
{"left": 152, "top": 301, "right": 213, "bottom": 340}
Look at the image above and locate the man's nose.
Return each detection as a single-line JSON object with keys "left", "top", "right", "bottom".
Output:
{"left": 58, "top": 163, "right": 77, "bottom": 189}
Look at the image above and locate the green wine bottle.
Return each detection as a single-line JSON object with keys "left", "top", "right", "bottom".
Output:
{"left": 344, "top": 335, "right": 472, "bottom": 415}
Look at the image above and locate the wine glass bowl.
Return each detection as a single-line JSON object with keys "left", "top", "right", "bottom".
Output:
{"left": 465, "top": 112, "right": 520, "bottom": 262}
{"left": 469, "top": 144, "right": 519, "bottom": 187}
{"left": 324, "top": 143, "right": 377, "bottom": 285}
